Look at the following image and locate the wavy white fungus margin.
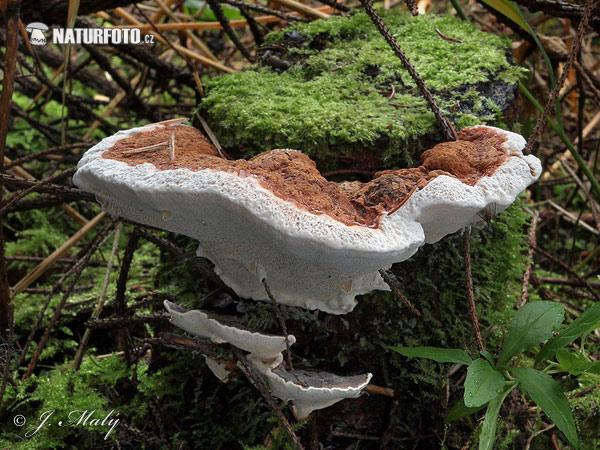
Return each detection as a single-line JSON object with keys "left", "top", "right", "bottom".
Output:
{"left": 163, "top": 300, "right": 295, "bottom": 361}
{"left": 74, "top": 121, "right": 542, "bottom": 314}
{"left": 247, "top": 354, "right": 372, "bottom": 419}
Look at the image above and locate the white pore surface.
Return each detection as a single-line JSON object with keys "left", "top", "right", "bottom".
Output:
{"left": 247, "top": 354, "right": 372, "bottom": 419}
{"left": 74, "top": 122, "right": 542, "bottom": 314}
{"left": 163, "top": 300, "right": 295, "bottom": 361}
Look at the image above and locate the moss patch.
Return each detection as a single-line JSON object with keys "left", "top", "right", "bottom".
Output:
{"left": 200, "top": 10, "right": 525, "bottom": 170}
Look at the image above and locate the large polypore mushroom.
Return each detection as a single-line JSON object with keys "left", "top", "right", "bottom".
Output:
{"left": 74, "top": 119, "right": 541, "bottom": 314}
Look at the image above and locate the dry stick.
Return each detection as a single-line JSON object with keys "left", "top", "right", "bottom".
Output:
{"left": 0, "top": 303, "right": 15, "bottom": 410}
{"left": 261, "top": 278, "right": 297, "bottom": 375}
{"left": 3, "top": 156, "right": 87, "bottom": 225}
{"left": 195, "top": 112, "right": 230, "bottom": 160}
{"left": 0, "top": 173, "right": 95, "bottom": 202}
{"left": 117, "top": 7, "right": 233, "bottom": 74}
{"left": 122, "top": 141, "right": 170, "bottom": 155}
{"left": 358, "top": 0, "right": 456, "bottom": 142}
{"left": 206, "top": 0, "right": 254, "bottom": 62}
{"left": 86, "top": 312, "right": 169, "bottom": 330}
{"left": 269, "top": 0, "right": 330, "bottom": 19}
{"left": 22, "top": 218, "right": 117, "bottom": 380}
{"left": 575, "top": 62, "right": 600, "bottom": 106}
{"left": 170, "top": 132, "right": 176, "bottom": 161}
{"left": 378, "top": 269, "right": 421, "bottom": 316}
{"left": 137, "top": 229, "right": 224, "bottom": 285}
{"left": 0, "top": 0, "right": 22, "bottom": 337}
{"left": 520, "top": 210, "right": 540, "bottom": 307}
{"left": 11, "top": 212, "right": 107, "bottom": 297}
{"left": 73, "top": 221, "right": 123, "bottom": 371}
{"left": 523, "top": 0, "right": 596, "bottom": 154}
{"left": 405, "top": 0, "right": 418, "bottom": 15}
{"left": 113, "top": 230, "right": 141, "bottom": 365}
{"left": 234, "top": 348, "right": 305, "bottom": 450}
{"left": 221, "top": 0, "right": 312, "bottom": 22}
{"left": 558, "top": 159, "right": 600, "bottom": 232}
{"left": 463, "top": 227, "right": 485, "bottom": 352}
{"left": 14, "top": 236, "right": 114, "bottom": 370}
{"left": 533, "top": 245, "right": 600, "bottom": 302}
{"left": 0, "top": 168, "right": 76, "bottom": 216}
{"left": 238, "top": 4, "right": 263, "bottom": 47}
{"left": 5, "top": 143, "right": 87, "bottom": 169}
{"left": 155, "top": 0, "right": 220, "bottom": 63}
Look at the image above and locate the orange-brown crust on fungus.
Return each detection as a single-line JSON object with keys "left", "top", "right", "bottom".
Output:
{"left": 102, "top": 123, "right": 509, "bottom": 228}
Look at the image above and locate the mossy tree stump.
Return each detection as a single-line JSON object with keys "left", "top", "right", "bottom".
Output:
{"left": 199, "top": 10, "right": 524, "bottom": 171}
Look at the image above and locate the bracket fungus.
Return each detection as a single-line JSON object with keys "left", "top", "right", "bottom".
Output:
{"left": 74, "top": 119, "right": 541, "bottom": 314}
{"left": 247, "top": 354, "right": 372, "bottom": 420}
{"left": 163, "top": 300, "right": 294, "bottom": 362}
{"left": 164, "top": 299, "right": 373, "bottom": 416}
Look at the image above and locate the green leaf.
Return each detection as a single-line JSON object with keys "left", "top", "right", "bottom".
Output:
{"left": 536, "top": 302, "right": 600, "bottom": 364}
{"left": 387, "top": 346, "right": 472, "bottom": 365}
{"left": 555, "top": 349, "right": 600, "bottom": 375}
{"left": 478, "top": 0, "right": 530, "bottom": 34}
{"left": 480, "top": 350, "right": 496, "bottom": 366}
{"left": 512, "top": 368, "right": 579, "bottom": 449}
{"left": 464, "top": 359, "right": 506, "bottom": 407}
{"left": 498, "top": 302, "right": 564, "bottom": 365}
{"left": 479, "top": 386, "right": 514, "bottom": 450}
{"left": 446, "top": 396, "right": 485, "bottom": 423}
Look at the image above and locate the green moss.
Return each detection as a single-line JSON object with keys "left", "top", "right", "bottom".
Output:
{"left": 200, "top": 10, "right": 525, "bottom": 169}
{"left": 0, "top": 355, "right": 130, "bottom": 449}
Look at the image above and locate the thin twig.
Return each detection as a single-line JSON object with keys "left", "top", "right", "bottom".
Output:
{"left": 122, "top": 141, "right": 170, "bottom": 155}
{"left": 524, "top": 0, "right": 597, "bottom": 154}
{"left": 357, "top": 0, "right": 456, "bottom": 141}
{"left": 0, "top": 168, "right": 76, "bottom": 216}
{"left": 261, "top": 278, "right": 304, "bottom": 386}
{"left": 533, "top": 245, "right": 600, "bottom": 302}
{"left": 206, "top": 0, "right": 254, "bottom": 62}
{"left": 378, "top": 269, "right": 421, "bottom": 316}
{"left": 235, "top": 349, "right": 305, "bottom": 450}
{"left": 463, "top": 227, "right": 485, "bottom": 352}
{"left": 73, "top": 221, "right": 123, "bottom": 371}
{"left": 520, "top": 210, "right": 539, "bottom": 307}
{"left": 0, "top": 303, "right": 15, "bottom": 410}
{"left": 22, "top": 218, "right": 117, "bottom": 379}
{"left": 114, "top": 230, "right": 141, "bottom": 365}
{"left": 0, "top": 0, "right": 22, "bottom": 337}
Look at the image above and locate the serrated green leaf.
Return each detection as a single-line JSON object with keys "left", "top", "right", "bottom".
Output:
{"left": 512, "top": 368, "right": 579, "bottom": 449}
{"left": 479, "top": 387, "right": 513, "bottom": 450}
{"left": 464, "top": 359, "right": 506, "bottom": 407}
{"left": 498, "top": 302, "right": 564, "bottom": 365}
{"left": 536, "top": 303, "right": 600, "bottom": 364}
{"left": 387, "top": 346, "right": 472, "bottom": 365}
{"left": 445, "top": 396, "right": 486, "bottom": 423}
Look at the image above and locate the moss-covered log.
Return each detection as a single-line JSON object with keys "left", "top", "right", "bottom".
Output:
{"left": 199, "top": 10, "right": 525, "bottom": 171}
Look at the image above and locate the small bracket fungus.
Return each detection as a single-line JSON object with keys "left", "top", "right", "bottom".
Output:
{"left": 163, "top": 300, "right": 295, "bottom": 362}
{"left": 247, "top": 354, "right": 372, "bottom": 420}
{"left": 74, "top": 119, "right": 541, "bottom": 314}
